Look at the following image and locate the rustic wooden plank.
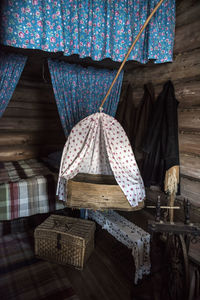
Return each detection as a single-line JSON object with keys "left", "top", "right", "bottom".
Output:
{"left": 176, "top": 1, "right": 200, "bottom": 27}
{"left": 12, "top": 86, "right": 55, "bottom": 103}
{"left": 180, "top": 176, "right": 200, "bottom": 207}
{"left": 0, "top": 117, "right": 62, "bottom": 131}
{"left": 174, "top": 20, "right": 200, "bottom": 54}
{"left": 129, "top": 79, "right": 200, "bottom": 109}
{"left": 0, "top": 144, "right": 63, "bottom": 161}
{"left": 176, "top": 0, "right": 199, "bottom": 17}
{"left": 175, "top": 80, "right": 200, "bottom": 108}
{"left": 17, "top": 79, "right": 52, "bottom": 89}
{"left": 125, "top": 49, "right": 200, "bottom": 87}
{"left": 4, "top": 107, "right": 58, "bottom": 118}
{"left": 180, "top": 153, "right": 200, "bottom": 179}
{"left": 179, "top": 132, "right": 200, "bottom": 155}
{"left": 178, "top": 109, "right": 200, "bottom": 131}
{"left": 0, "top": 131, "right": 65, "bottom": 146}
{"left": 72, "top": 173, "right": 117, "bottom": 185}
{"left": 67, "top": 180, "right": 144, "bottom": 211}
{"left": 7, "top": 101, "right": 57, "bottom": 111}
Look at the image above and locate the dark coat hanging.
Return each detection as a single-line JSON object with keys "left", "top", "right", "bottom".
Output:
{"left": 115, "top": 83, "right": 136, "bottom": 144}
{"left": 133, "top": 83, "right": 155, "bottom": 165}
{"left": 142, "top": 80, "right": 179, "bottom": 190}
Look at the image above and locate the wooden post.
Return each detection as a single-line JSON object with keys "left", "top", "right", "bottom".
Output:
{"left": 169, "top": 193, "right": 175, "bottom": 223}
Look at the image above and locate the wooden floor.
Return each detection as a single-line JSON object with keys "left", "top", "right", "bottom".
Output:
{"left": 63, "top": 224, "right": 165, "bottom": 300}
{"left": 1, "top": 210, "right": 199, "bottom": 299}
{"left": 0, "top": 210, "right": 166, "bottom": 300}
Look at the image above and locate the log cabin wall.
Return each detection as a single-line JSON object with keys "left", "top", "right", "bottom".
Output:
{"left": 0, "top": 56, "right": 66, "bottom": 161}
{"left": 123, "top": 0, "right": 200, "bottom": 220}
{"left": 0, "top": 0, "right": 199, "bottom": 220}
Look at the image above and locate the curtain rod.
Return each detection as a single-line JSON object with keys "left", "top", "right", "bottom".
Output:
{"left": 99, "top": 0, "right": 165, "bottom": 111}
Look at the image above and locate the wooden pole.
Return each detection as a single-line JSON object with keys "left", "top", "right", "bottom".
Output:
{"left": 146, "top": 206, "right": 180, "bottom": 209}
{"left": 169, "top": 193, "right": 175, "bottom": 223}
{"left": 99, "top": 0, "right": 165, "bottom": 111}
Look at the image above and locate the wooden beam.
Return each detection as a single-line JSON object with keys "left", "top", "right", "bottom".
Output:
{"left": 12, "top": 86, "right": 55, "bottom": 103}
{"left": 180, "top": 176, "right": 200, "bottom": 207}
{"left": 176, "top": 0, "right": 200, "bottom": 22}
{"left": 0, "top": 117, "right": 63, "bottom": 131}
{"left": 4, "top": 107, "right": 58, "bottom": 118}
{"left": 7, "top": 101, "right": 57, "bottom": 111}
{"left": 178, "top": 109, "right": 200, "bottom": 132}
{"left": 180, "top": 153, "right": 200, "bottom": 180}
{"left": 129, "top": 79, "right": 200, "bottom": 109}
{"left": 179, "top": 132, "right": 200, "bottom": 155}
{"left": 125, "top": 48, "right": 200, "bottom": 87}
{"left": 174, "top": 20, "right": 200, "bottom": 54}
{"left": 175, "top": 80, "right": 200, "bottom": 108}
{"left": 176, "top": 1, "right": 200, "bottom": 27}
{"left": 0, "top": 131, "right": 65, "bottom": 146}
{"left": 0, "top": 144, "right": 64, "bottom": 161}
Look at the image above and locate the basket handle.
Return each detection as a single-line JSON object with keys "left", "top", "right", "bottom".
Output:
{"left": 53, "top": 219, "right": 75, "bottom": 250}
{"left": 99, "top": 0, "right": 165, "bottom": 111}
{"left": 53, "top": 219, "right": 75, "bottom": 232}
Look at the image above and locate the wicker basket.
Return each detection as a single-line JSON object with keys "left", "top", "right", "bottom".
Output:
{"left": 34, "top": 214, "right": 96, "bottom": 269}
{"left": 66, "top": 173, "right": 144, "bottom": 211}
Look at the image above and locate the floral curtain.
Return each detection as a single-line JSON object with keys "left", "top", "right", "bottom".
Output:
{"left": 48, "top": 59, "right": 123, "bottom": 137}
{"left": 0, "top": 0, "right": 175, "bottom": 64}
{"left": 0, "top": 52, "right": 27, "bottom": 118}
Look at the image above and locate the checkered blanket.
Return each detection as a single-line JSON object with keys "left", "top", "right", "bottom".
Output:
{"left": 0, "top": 232, "right": 79, "bottom": 300}
{"left": 0, "top": 159, "right": 64, "bottom": 221}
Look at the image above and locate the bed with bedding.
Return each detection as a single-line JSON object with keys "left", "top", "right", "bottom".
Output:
{"left": 0, "top": 157, "right": 64, "bottom": 221}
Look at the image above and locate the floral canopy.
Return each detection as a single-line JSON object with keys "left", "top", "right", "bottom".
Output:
{"left": 57, "top": 112, "right": 145, "bottom": 207}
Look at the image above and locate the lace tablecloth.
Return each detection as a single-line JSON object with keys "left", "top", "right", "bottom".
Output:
{"left": 88, "top": 210, "right": 151, "bottom": 284}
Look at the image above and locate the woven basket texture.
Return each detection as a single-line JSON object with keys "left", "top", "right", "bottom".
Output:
{"left": 34, "top": 215, "right": 95, "bottom": 269}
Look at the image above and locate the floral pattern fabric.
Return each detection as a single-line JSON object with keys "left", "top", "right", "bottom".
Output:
{"left": 48, "top": 59, "right": 123, "bottom": 136}
{"left": 0, "top": 51, "right": 27, "bottom": 118}
{"left": 0, "top": 0, "right": 175, "bottom": 63}
{"left": 57, "top": 112, "right": 145, "bottom": 207}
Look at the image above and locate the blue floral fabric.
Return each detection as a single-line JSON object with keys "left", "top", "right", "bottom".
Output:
{"left": 48, "top": 59, "right": 123, "bottom": 136}
{"left": 0, "top": 0, "right": 175, "bottom": 64}
{"left": 0, "top": 52, "right": 27, "bottom": 118}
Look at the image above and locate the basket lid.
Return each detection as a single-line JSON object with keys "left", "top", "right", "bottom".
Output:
{"left": 35, "top": 215, "right": 95, "bottom": 242}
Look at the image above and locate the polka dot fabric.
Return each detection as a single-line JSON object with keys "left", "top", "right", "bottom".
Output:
{"left": 57, "top": 112, "right": 145, "bottom": 208}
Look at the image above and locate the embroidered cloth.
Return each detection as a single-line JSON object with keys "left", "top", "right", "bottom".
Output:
{"left": 88, "top": 210, "right": 151, "bottom": 284}
{"left": 57, "top": 112, "right": 145, "bottom": 208}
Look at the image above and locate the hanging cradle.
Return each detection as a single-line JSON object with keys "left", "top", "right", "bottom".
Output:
{"left": 56, "top": 0, "right": 164, "bottom": 211}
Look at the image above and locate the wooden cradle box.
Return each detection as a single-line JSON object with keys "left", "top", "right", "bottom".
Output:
{"left": 34, "top": 214, "right": 96, "bottom": 269}
{"left": 66, "top": 173, "right": 144, "bottom": 211}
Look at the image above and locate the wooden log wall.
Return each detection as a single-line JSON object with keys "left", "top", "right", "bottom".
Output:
{"left": 0, "top": 58, "right": 66, "bottom": 161}
{"left": 123, "top": 0, "right": 200, "bottom": 214}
